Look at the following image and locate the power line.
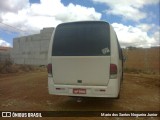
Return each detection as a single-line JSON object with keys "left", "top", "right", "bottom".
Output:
{"left": 0, "top": 22, "right": 26, "bottom": 33}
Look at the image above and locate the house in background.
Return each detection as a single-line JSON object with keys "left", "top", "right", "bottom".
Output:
{"left": 0, "top": 47, "right": 12, "bottom": 61}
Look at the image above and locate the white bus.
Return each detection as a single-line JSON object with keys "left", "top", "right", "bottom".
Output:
{"left": 47, "top": 21, "right": 123, "bottom": 98}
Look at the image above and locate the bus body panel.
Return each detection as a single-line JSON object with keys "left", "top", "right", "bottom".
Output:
{"left": 52, "top": 56, "right": 110, "bottom": 86}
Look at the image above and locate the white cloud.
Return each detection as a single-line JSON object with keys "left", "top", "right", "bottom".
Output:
{"left": 153, "top": 30, "right": 160, "bottom": 46}
{"left": 92, "top": 0, "right": 159, "bottom": 21}
{"left": 0, "top": 0, "right": 29, "bottom": 13}
{"left": 0, "top": 39, "right": 11, "bottom": 47}
{"left": 137, "top": 24, "right": 154, "bottom": 32}
{"left": 56, "top": 3, "right": 101, "bottom": 22}
{"left": 0, "top": 0, "right": 101, "bottom": 34}
{"left": 112, "top": 23, "right": 159, "bottom": 48}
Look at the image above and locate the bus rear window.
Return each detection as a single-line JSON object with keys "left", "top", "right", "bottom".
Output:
{"left": 52, "top": 21, "right": 110, "bottom": 56}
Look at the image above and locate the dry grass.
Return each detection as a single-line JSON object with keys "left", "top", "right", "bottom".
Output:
{"left": 0, "top": 59, "right": 46, "bottom": 74}
{"left": 123, "top": 47, "right": 160, "bottom": 75}
{"left": 123, "top": 68, "right": 158, "bottom": 75}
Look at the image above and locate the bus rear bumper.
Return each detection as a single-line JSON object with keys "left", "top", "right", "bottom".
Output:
{"left": 48, "top": 77, "right": 120, "bottom": 98}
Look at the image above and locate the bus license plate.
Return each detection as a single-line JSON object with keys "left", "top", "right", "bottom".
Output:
{"left": 73, "top": 89, "right": 86, "bottom": 94}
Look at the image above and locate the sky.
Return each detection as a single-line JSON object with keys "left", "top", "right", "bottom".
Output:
{"left": 0, "top": 0, "right": 159, "bottom": 48}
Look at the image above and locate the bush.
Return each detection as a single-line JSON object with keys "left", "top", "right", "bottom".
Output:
{"left": 0, "top": 58, "right": 46, "bottom": 74}
{"left": 0, "top": 58, "right": 15, "bottom": 73}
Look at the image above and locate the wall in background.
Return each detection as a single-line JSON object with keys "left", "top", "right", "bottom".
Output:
{"left": 123, "top": 47, "right": 160, "bottom": 74}
{"left": 11, "top": 27, "right": 54, "bottom": 65}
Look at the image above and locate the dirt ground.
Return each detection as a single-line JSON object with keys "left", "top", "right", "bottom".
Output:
{"left": 0, "top": 71, "right": 159, "bottom": 120}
